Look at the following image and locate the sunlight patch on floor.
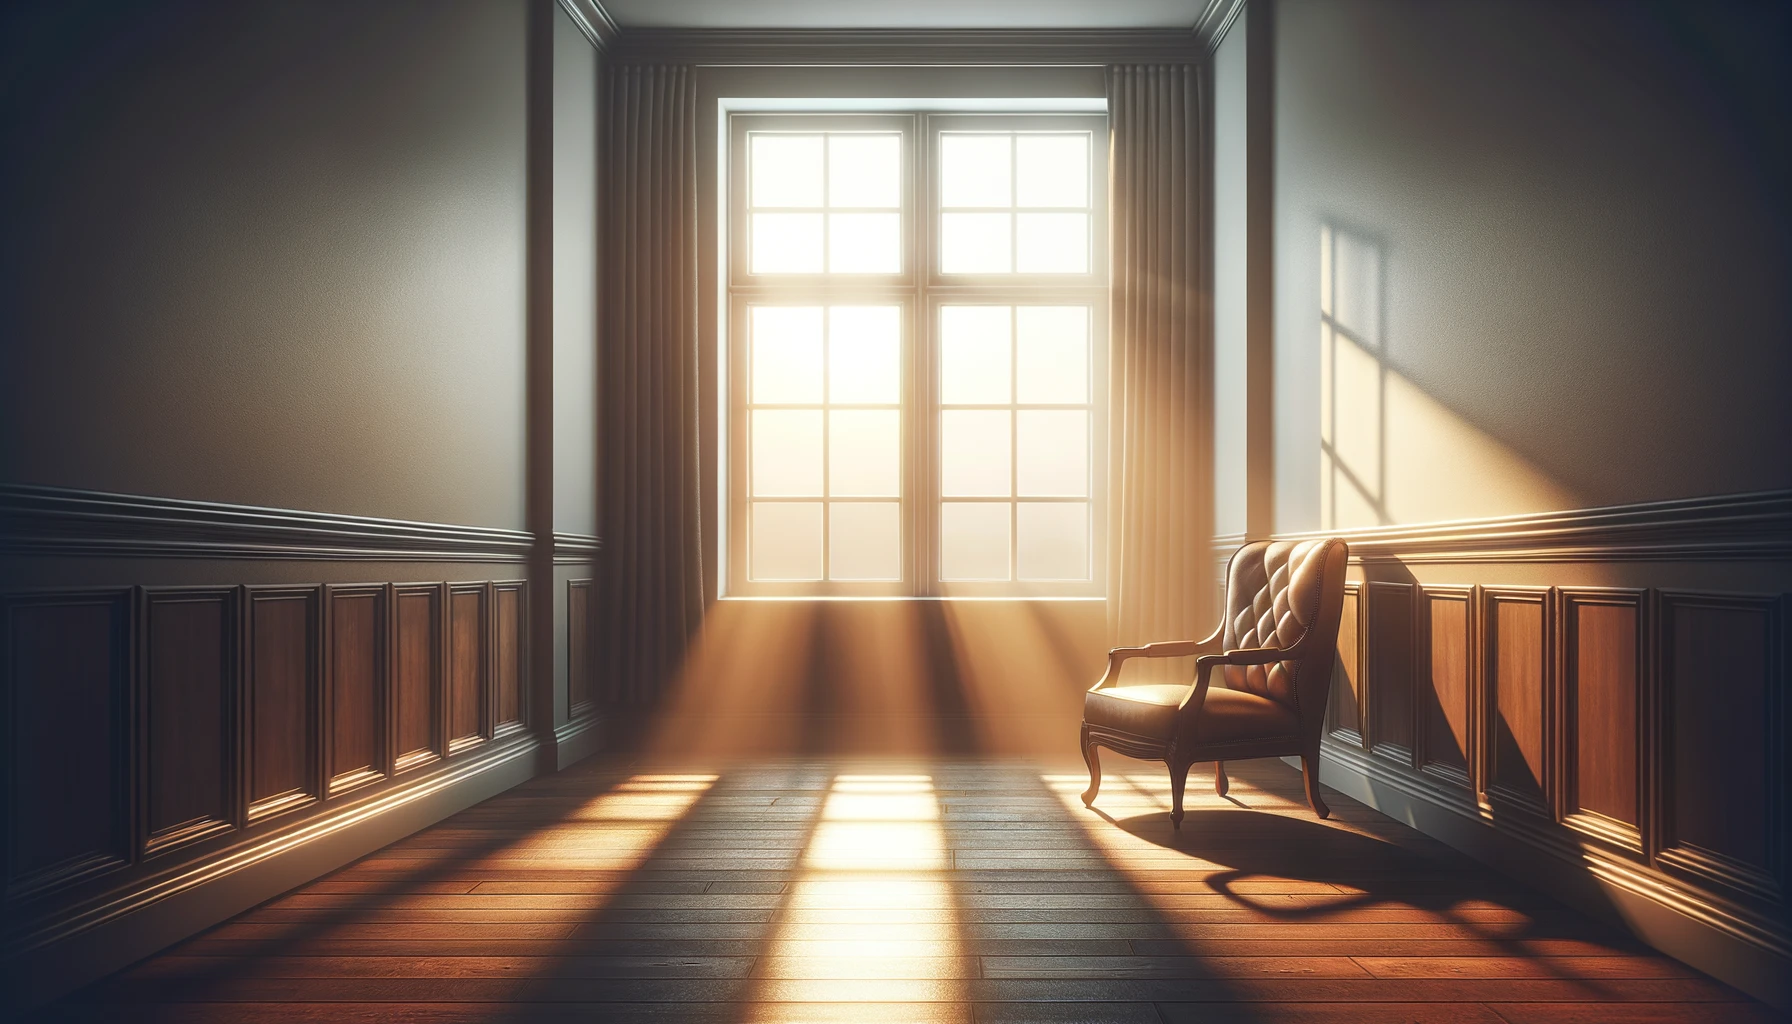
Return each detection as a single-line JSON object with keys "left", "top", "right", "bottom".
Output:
{"left": 747, "top": 771, "right": 971, "bottom": 1020}
{"left": 557, "top": 773, "right": 718, "bottom": 870}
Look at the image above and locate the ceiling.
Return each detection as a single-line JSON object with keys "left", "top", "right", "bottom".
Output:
{"left": 598, "top": 0, "right": 1211, "bottom": 30}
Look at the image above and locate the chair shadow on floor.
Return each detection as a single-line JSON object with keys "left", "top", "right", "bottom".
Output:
{"left": 1097, "top": 794, "right": 1640, "bottom": 999}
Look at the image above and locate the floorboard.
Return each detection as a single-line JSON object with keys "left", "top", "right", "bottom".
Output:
{"left": 32, "top": 757, "right": 1768, "bottom": 1022}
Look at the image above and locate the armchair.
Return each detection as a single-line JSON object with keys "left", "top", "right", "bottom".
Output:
{"left": 1080, "top": 538, "right": 1349, "bottom": 827}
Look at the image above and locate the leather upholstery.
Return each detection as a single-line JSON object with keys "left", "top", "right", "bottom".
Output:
{"left": 1085, "top": 684, "right": 1300, "bottom": 744}
{"left": 1221, "top": 540, "right": 1338, "bottom": 713}
{"left": 1079, "top": 535, "right": 1349, "bottom": 824}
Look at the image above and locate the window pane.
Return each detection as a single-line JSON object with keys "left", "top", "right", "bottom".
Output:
{"left": 828, "top": 213, "right": 900, "bottom": 273}
{"left": 940, "top": 134, "right": 1011, "bottom": 207}
{"left": 829, "top": 410, "right": 900, "bottom": 497}
{"left": 1016, "top": 306, "right": 1088, "bottom": 404}
{"left": 751, "top": 306, "right": 823, "bottom": 403}
{"left": 941, "top": 410, "right": 1011, "bottom": 497}
{"left": 752, "top": 502, "right": 822, "bottom": 580}
{"left": 1017, "top": 502, "right": 1088, "bottom": 580}
{"left": 829, "top": 134, "right": 900, "bottom": 208}
{"left": 828, "top": 306, "right": 900, "bottom": 404}
{"left": 940, "top": 306, "right": 1011, "bottom": 404}
{"left": 941, "top": 503, "right": 1011, "bottom": 581}
{"left": 752, "top": 213, "right": 823, "bottom": 273}
{"left": 1016, "top": 134, "right": 1089, "bottom": 208}
{"left": 830, "top": 502, "right": 900, "bottom": 581}
{"left": 940, "top": 213, "right": 1011, "bottom": 274}
{"left": 1015, "top": 213, "right": 1088, "bottom": 273}
{"left": 1017, "top": 410, "right": 1088, "bottom": 497}
{"left": 752, "top": 410, "right": 822, "bottom": 496}
{"left": 751, "top": 135, "right": 823, "bottom": 208}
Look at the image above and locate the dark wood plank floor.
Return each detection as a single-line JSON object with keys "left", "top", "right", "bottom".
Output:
{"left": 38, "top": 757, "right": 1773, "bottom": 1022}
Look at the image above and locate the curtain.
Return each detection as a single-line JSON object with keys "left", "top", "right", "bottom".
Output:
{"left": 597, "top": 64, "right": 703, "bottom": 706}
{"left": 1106, "top": 64, "right": 1213, "bottom": 646}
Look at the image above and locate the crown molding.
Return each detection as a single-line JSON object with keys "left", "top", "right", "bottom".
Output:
{"left": 0, "top": 484, "right": 534, "bottom": 562}
{"left": 556, "top": 0, "right": 620, "bottom": 51}
{"left": 1194, "top": 0, "right": 1245, "bottom": 57}
{"left": 611, "top": 28, "right": 1201, "bottom": 66}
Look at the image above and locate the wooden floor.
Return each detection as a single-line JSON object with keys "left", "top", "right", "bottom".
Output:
{"left": 39, "top": 756, "right": 1772, "bottom": 1023}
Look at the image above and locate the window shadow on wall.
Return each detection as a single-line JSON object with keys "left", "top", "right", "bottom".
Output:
{"left": 1317, "top": 221, "right": 1580, "bottom": 530}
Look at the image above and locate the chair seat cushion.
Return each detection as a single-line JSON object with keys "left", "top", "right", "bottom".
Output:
{"left": 1085, "top": 684, "right": 1300, "bottom": 744}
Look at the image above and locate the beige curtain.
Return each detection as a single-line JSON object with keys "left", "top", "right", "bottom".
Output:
{"left": 1106, "top": 64, "right": 1213, "bottom": 646}
{"left": 597, "top": 64, "right": 703, "bottom": 706}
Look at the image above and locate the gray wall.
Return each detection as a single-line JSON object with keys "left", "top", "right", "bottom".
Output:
{"left": 553, "top": 5, "right": 599, "bottom": 537}
{"left": 1267, "top": 0, "right": 1791, "bottom": 531}
{"left": 1210, "top": 17, "right": 1248, "bottom": 540}
{"left": 0, "top": 0, "right": 530, "bottom": 528}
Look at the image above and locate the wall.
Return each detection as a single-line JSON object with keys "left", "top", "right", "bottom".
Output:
{"left": 549, "top": 3, "right": 604, "bottom": 756}
{"left": 1209, "top": 18, "right": 1248, "bottom": 544}
{"left": 1271, "top": 0, "right": 1790, "bottom": 532}
{"left": 0, "top": 0, "right": 607, "bottom": 1011}
{"left": 1210, "top": 0, "right": 1792, "bottom": 1006}
{"left": 0, "top": 0, "right": 528, "bottom": 528}
{"left": 554, "top": 6, "right": 600, "bottom": 540}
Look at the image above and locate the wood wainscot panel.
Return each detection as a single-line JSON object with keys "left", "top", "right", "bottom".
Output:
{"left": 1482, "top": 587, "right": 1553, "bottom": 820}
{"left": 1364, "top": 580, "right": 1416, "bottom": 765}
{"left": 2, "top": 590, "right": 132, "bottom": 902}
{"left": 140, "top": 589, "right": 237, "bottom": 856}
{"left": 392, "top": 585, "right": 443, "bottom": 773}
{"left": 1656, "top": 591, "right": 1784, "bottom": 906}
{"left": 1328, "top": 582, "right": 1365, "bottom": 748}
{"left": 1418, "top": 585, "right": 1474, "bottom": 791}
{"left": 245, "top": 587, "right": 321, "bottom": 823}
{"left": 446, "top": 584, "right": 489, "bottom": 755}
{"left": 1558, "top": 588, "right": 1647, "bottom": 856}
{"left": 325, "top": 586, "right": 385, "bottom": 796}
{"left": 493, "top": 581, "right": 526, "bottom": 735}
{"left": 568, "top": 579, "right": 593, "bottom": 716}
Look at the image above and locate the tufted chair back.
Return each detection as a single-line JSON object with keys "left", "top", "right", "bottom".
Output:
{"left": 1220, "top": 539, "right": 1349, "bottom": 729}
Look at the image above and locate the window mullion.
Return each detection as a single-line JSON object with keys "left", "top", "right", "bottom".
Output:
{"left": 914, "top": 115, "right": 935, "bottom": 597}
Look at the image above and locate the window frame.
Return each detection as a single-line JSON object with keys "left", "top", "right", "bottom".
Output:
{"left": 725, "top": 110, "right": 1108, "bottom": 599}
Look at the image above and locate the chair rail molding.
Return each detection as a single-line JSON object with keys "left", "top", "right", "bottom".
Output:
{"left": 1273, "top": 489, "right": 1792, "bottom": 563}
{"left": 0, "top": 484, "right": 533, "bottom": 562}
{"left": 551, "top": 532, "right": 603, "bottom": 564}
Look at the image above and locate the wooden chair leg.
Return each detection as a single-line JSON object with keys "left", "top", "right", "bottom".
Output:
{"left": 1301, "top": 746, "right": 1330, "bottom": 819}
{"left": 1079, "top": 723, "right": 1101, "bottom": 808}
{"left": 1168, "top": 758, "right": 1191, "bottom": 830}
{"left": 1213, "top": 760, "right": 1228, "bottom": 797}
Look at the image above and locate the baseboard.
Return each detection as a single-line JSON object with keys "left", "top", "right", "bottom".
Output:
{"left": 1300, "top": 748, "right": 1792, "bottom": 1010}
{"left": 3, "top": 735, "right": 541, "bottom": 1015}
{"left": 554, "top": 712, "right": 607, "bottom": 770}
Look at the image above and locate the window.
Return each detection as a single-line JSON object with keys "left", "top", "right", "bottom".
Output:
{"left": 726, "top": 113, "right": 1106, "bottom": 597}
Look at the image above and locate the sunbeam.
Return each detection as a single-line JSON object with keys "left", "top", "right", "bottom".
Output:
{"left": 746, "top": 771, "right": 970, "bottom": 1020}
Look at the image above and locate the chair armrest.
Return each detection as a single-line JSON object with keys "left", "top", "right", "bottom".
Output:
{"left": 1089, "top": 634, "right": 1221, "bottom": 691}
{"left": 1176, "top": 642, "right": 1306, "bottom": 718}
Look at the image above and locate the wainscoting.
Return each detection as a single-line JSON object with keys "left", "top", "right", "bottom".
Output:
{"left": 1274, "top": 490, "right": 1792, "bottom": 1008}
{"left": 0, "top": 485, "right": 604, "bottom": 1012}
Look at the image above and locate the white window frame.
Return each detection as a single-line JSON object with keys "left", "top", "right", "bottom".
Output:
{"left": 725, "top": 110, "right": 1108, "bottom": 599}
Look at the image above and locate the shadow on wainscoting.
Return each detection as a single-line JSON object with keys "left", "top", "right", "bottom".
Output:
{"left": 1302, "top": 523, "right": 1792, "bottom": 1009}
